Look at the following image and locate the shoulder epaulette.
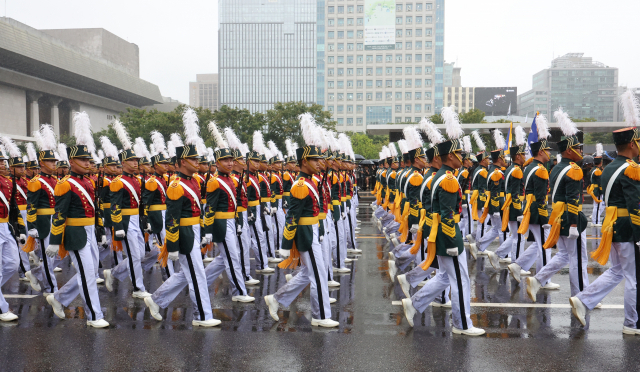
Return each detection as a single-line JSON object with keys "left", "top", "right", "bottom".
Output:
{"left": 460, "top": 169, "right": 469, "bottom": 179}
{"left": 110, "top": 176, "right": 123, "bottom": 192}
{"left": 167, "top": 179, "right": 184, "bottom": 200}
{"left": 594, "top": 168, "right": 602, "bottom": 177}
{"left": 535, "top": 164, "right": 549, "bottom": 180}
{"left": 145, "top": 176, "right": 158, "bottom": 191}
{"left": 490, "top": 170, "right": 502, "bottom": 182}
{"left": 27, "top": 176, "right": 41, "bottom": 192}
{"left": 291, "top": 178, "right": 309, "bottom": 199}
{"left": 54, "top": 175, "right": 71, "bottom": 196}
{"left": 440, "top": 171, "right": 460, "bottom": 193}
{"left": 479, "top": 168, "right": 488, "bottom": 178}
{"left": 511, "top": 166, "right": 523, "bottom": 179}
{"left": 524, "top": 157, "right": 534, "bottom": 167}
{"left": 566, "top": 162, "right": 583, "bottom": 181}
{"left": 409, "top": 171, "right": 423, "bottom": 186}
{"left": 283, "top": 172, "right": 291, "bottom": 181}
{"left": 206, "top": 177, "right": 220, "bottom": 193}
{"left": 624, "top": 159, "right": 640, "bottom": 181}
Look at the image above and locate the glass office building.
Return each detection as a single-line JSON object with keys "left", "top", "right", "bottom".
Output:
{"left": 219, "top": 0, "right": 317, "bottom": 113}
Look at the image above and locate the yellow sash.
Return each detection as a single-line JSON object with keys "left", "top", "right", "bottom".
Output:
{"left": 543, "top": 201, "right": 566, "bottom": 249}
{"left": 501, "top": 193, "right": 512, "bottom": 231}
{"left": 591, "top": 207, "right": 628, "bottom": 265}
{"left": 420, "top": 213, "right": 440, "bottom": 270}
{"left": 517, "top": 194, "right": 535, "bottom": 234}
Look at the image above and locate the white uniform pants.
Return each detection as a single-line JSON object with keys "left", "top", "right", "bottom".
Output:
{"left": 0, "top": 223, "right": 19, "bottom": 313}
{"left": 330, "top": 211, "right": 347, "bottom": 269}
{"left": 54, "top": 226, "right": 103, "bottom": 321}
{"left": 592, "top": 200, "right": 605, "bottom": 225}
{"left": 140, "top": 211, "right": 176, "bottom": 276}
{"left": 345, "top": 202, "right": 357, "bottom": 250}
{"left": 474, "top": 208, "right": 487, "bottom": 243}
{"left": 203, "top": 219, "right": 247, "bottom": 297}
{"left": 321, "top": 218, "right": 334, "bottom": 282}
{"left": 534, "top": 231, "right": 589, "bottom": 296}
{"left": 100, "top": 227, "right": 123, "bottom": 267}
{"left": 250, "top": 204, "right": 269, "bottom": 270}
{"left": 30, "top": 231, "right": 58, "bottom": 293}
{"left": 459, "top": 202, "right": 473, "bottom": 239}
{"left": 238, "top": 211, "right": 253, "bottom": 281}
{"left": 515, "top": 224, "right": 551, "bottom": 275}
{"left": 273, "top": 199, "right": 285, "bottom": 251}
{"left": 494, "top": 221, "right": 524, "bottom": 259}
{"left": 110, "top": 217, "right": 146, "bottom": 292}
{"left": 478, "top": 213, "right": 505, "bottom": 252}
{"left": 577, "top": 241, "right": 638, "bottom": 328}
{"left": 410, "top": 253, "right": 473, "bottom": 330}
{"left": 273, "top": 225, "right": 332, "bottom": 320}
{"left": 263, "top": 201, "right": 275, "bottom": 257}
{"left": 18, "top": 210, "right": 30, "bottom": 274}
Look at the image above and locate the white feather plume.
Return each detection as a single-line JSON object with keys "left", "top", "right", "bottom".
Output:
{"left": 134, "top": 138, "right": 147, "bottom": 159}
{"left": 619, "top": 89, "right": 640, "bottom": 127}
{"left": 39, "top": 124, "right": 57, "bottom": 151}
{"left": 316, "top": 128, "right": 330, "bottom": 151}
{"left": 326, "top": 131, "right": 340, "bottom": 152}
{"left": 53, "top": 151, "right": 59, "bottom": 161}
{"left": 462, "top": 136, "right": 472, "bottom": 153}
{"left": 22, "top": 155, "right": 28, "bottom": 163}
{"left": 182, "top": 108, "right": 200, "bottom": 146}
{"left": 100, "top": 136, "right": 119, "bottom": 159}
{"left": 33, "top": 131, "right": 45, "bottom": 152}
{"left": 170, "top": 133, "right": 183, "bottom": 147}
{"left": 195, "top": 137, "right": 207, "bottom": 157}
{"left": 493, "top": 129, "right": 506, "bottom": 150}
{"left": 388, "top": 142, "right": 398, "bottom": 157}
{"left": 596, "top": 143, "right": 603, "bottom": 157}
{"left": 299, "top": 113, "right": 319, "bottom": 147}
{"left": 26, "top": 143, "right": 37, "bottom": 162}
{"left": 441, "top": 107, "right": 465, "bottom": 140}
{"left": 253, "top": 131, "right": 266, "bottom": 155}
{"left": 149, "top": 144, "right": 156, "bottom": 156}
{"left": 268, "top": 140, "right": 281, "bottom": 160}
{"left": 291, "top": 142, "right": 299, "bottom": 151}
{"left": 207, "top": 148, "right": 215, "bottom": 162}
{"left": 224, "top": 127, "right": 242, "bottom": 150}
{"left": 419, "top": 117, "right": 445, "bottom": 145}
{"left": 536, "top": 114, "right": 551, "bottom": 140}
{"left": 240, "top": 143, "right": 250, "bottom": 157}
{"left": 397, "top": 139, "right": 409, "bottom": 154}
{"left": 338, "top": 133, "right": 351, "bottom": 156}
{"left": 57, "top": 143, "right": 68, "bottom": 162}
{"left": 208, "top": 121, "right": 228, "bottom": 149}
{"left": 91, "top": 151, "right": 100, "bottom": 163}
{"left": 0, "top": 137, "right": 21, "bottom": 158}
{"left": 73, "top": 112, "right": 95, "bottom": 154}
{"left": 380, "top": 145, "right": 391, "bottom": 158}
{"left": 403, "top": 126, "right": 423, "bottom": 150}
{"left": 112, "top": 119, "right": 132, "bottom": 150}
{"left": 150, "top": 131, "right": 167, "bottom": 156}
{"left": 97, "top": 149, "right": 105, "bottom": 162}
{"left": 554, "top": 108, "right": 579, "bottom": 137}
{"left": 471, "top": 131, "right": 485, "bottom": 152}
{"left": 378, "top": 152, "right": 383, "bottom": 159}
{"left": 285, "top": 138, "right": 295, "bottom": 157}
{"left": 515, "top": 126, "right": 526, "bottom": 146}
{"left": 167, "top": 140, "right": 176, "bottom": 158}
{"left": 263, "top": 146, "right": 272, "bottom": 159}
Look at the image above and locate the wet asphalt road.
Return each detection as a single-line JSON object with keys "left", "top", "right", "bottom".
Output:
{"left": 0, "top": 198, "right": 639, "bottom": 371}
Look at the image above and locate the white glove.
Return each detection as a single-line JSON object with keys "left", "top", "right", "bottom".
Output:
{"left": 341, "top": 212, "right": 347, "bottom": 219}
{"left": 201, "top": 234, "right": 212, "bottom": 245}
{"left": 168, "top": 251, "right": 179, "bottom": 261}
{"left": 100, "top": 235, "right": 108, "bottom": 247}
{"left": 320, "top": 235, "right": 324, "bottom": 242}
{"left": 271, "top": 207, "right": 277, "bottom": 215}
{"left": 19, "top": 234, "right": 26, "bottom": 245}
{"left": 542, "top": 224, "right": 551, "bottom": 230}
{"left": 493, "top": 212, "right": 500, "bottom": 218}
{"left": 45, "top": 244, "right": 59, "bottom": 258}
{"left": 280, "top": 249, "right": 290, "bottom": 258}
{"left": 410, "top": 224, "right": 419, "bottom": 234}
{"left": 568, "top": 226, "right": 579, "bottom": 240}
{"left": 346, "top": 207, "right": 350, "bottom": 214}
{"left": 517, "top": 216, "right": 523, "bottom": 222}
{"left": 28, "top": 229, "right": 39, "bottom": 238}
{"left": 145, "top": 223, "right": 152, "bottom": 233}
{"left": 115, "top": 230, "right": 125, "bottom": 238}
{"left": 461, "top": 203, "right": 468, "bottom": 208}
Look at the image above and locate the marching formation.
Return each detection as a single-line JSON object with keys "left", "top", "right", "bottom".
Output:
{"left": 0, "top": 109, "right": 361, "bottom": 328}
{"left": 374, "top": 89, "right": 640, "bottom": 336}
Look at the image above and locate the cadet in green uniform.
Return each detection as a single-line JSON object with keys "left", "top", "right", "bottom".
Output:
{"left": 587, "top": 143, "right": 605, "bottom": 226}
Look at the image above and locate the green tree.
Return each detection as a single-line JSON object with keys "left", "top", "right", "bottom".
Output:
{"left": 264, "top": 101, "right": 336, "bottom": 151}
{"left": 459, "top": 108, "right": 486, "bottom": 124}
{"left": 429, "top": 113, "right": 443, "bottom": 124}
{"left": 584, "top": 132, "right": 613, "bottom": 144}
{"left": 346, "top": 132, "right": 389, "bottom": 159}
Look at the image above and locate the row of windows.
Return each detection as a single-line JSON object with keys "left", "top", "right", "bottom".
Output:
{"left": 327, "top": 54, "right": 433, "bottom": 65}
{"left": 328, "top": 91, "right": 434, "bottom": 101}
{"left": 327, "top": 16, "right": 432, "bottom": 27}
{"left": 327, "top": 79, "right": 433, "bottom": 89}
{"left": 329, "top": 104, "right": 433, "bottom": 114}
{"left": 335, "top": 117, "right": 364, "bottom": 126}
{"left": 327, "top": 41, "right": 432, "bottom": 52}
{"left": 327, "top": 3, "right": 433, "bottom": 14}
{"left": 327, "top": 66, "right": 433, "bottom": 76}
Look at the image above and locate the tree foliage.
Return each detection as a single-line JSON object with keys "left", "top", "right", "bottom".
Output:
{"left": 458, "top": 108, "right": 486, "bottom": 124}
{"left": 346, "top": 132, "right": 389, "bottom": 159}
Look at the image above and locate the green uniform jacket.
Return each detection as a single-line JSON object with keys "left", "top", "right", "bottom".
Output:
{"left": 471, "top": 165, "right": 488, "bottom": 211}
{"left": 549, "top": 158, "right": 587, "bottom": 235}
{"left": 523, "top": 159, "right": 549, "bottom": 225}
{"left": 600, "top": 156, "right": 640, "bottom": 242}
{"left": 487, "top": 165, "right": 505, "bottom": 214}
{"left": 49, "top": 172, "right": 96, "bottom": 251}
{"left": 204, "top": 173, "right": 236, "bottom": 243}
{"left": 588, "top": 167, "right": 603, "bottom": 198}
{"left": 142, "top": 173, "right": 167, "bottom": 235}
{"left": 419, "top": 167, "right": 438, "bottom": 233}
{"left": 281, "top": 172, "right": 319, "bottom": 253}
{"left": 504, "top": 164, "right": 524, "bottom": 221}
{"left": 109, "top": 173, "right": 141, "bottom": 240}
{"left": 165, "top": 173, "right": 202, "bottom": 254}
{"left": 431, "top": 165, "right": 464, "bottom": 256}
{"left": 26, "top": 173, "right": 57, "bottom": 239}
{"left": 404, "top": 166, "right": 424, "bottom": 228}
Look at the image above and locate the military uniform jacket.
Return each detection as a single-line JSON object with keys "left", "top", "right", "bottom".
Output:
{"left": 503, "top": 163, "right": 524, "bottom": 221}
{"left": 522, "top": 159, "right": 549, "bottom": 225}
{"left": 246, "top": 172, "right": 261, "bottom": 225}
{"left": 588, "top": 167, "right": 603, "bottom": 199}
{"left": 26, "top": 173, "right": 57, "bottom": 239}
{"left": 15, "top": 176, "right": 28, "bottom": 210}
{"left": 330, "top": 169, "right": 343, "bottom": 221}
{"left": 471, "top": 165, "right": 489, "bottom": 210}
{"left": 165, "top": 172, "right": 202, "bottom": 254}
{"left": 487, "top": 165, "right": 505, "bottom": 214}
{"left": 49, "top": 172, "right": 96, "bottom": 251}
{"left": 281, "top": 172, "right": 320, "bottom": 253}
{"left": 431, "top": 165, "right": 464, "bottom": 256}
{"left": 109, "top": 173, "right": 141, "bottom": 239}
{"left": 282, "top": 170, "right": 294, "bottom": 208}
{"left": 549, "top": 158, "right": 587, "bottom": 235}
{"left": 143, "top": 173, "right": 168, "bottom": 235}
{"left": 457, "top": 167, "right": 470, "bottom": 202}
{"left": 231, "top": 171, "right": 248, "bottom": 212}
{"left": 98, "top": 176, "right": 114, "bottom": 228}
{"left": 600, "top": 156, "right": 640, "bottom": 242}
{"left": 385, "top": 168, "right": 397, "bottom": 205}
{"left": 420, "top": 167, "right": 438, "bottom": 225}
{"left": 204, "top": 172, "right": 237, "bottom": 242}
{"left": 404, "top": 166, "right": 424, "bottom": 227}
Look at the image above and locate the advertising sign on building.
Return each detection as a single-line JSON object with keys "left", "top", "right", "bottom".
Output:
{"left": 474, "top": 87, "right": 518, "bottom": 116}
{"left": 364, "top": 0, "right": 395, "bottom": 50}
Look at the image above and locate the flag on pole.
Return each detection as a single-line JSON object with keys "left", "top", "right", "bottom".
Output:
{"left": 504, "top": 122, "right": 513, "bottom": 154}
{"left": 528, "top": 112, "right": 539, "bottom": 145}
{"left": 507, "top": 102, "right": 512, "bottom": 118}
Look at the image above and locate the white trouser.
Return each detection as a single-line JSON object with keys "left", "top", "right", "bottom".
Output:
{"left": 274, "top": 225, "right": 332, "bottom": 320}
{"left": 474, "top": 209, "right": 488, "bottom": 243}
{"left": 0, "top": 223, "right": 19, "bottom": 313}
{"left": 534, "top": 231, "right": 589, "bottom": 296}
{"left": 263, "top": 201, "right": 275, "bottom": 257}
{"left": 17, "top": 210, "right": 29, "bottom": 274}
{"left": 410, "top": 253, "right": 473, "bottom": 330}
{"left": 515, "top": 224, "right": 551, "bottom": 275}
{"left": 237, "top": 211, "right": 253, "bottom": 281}
{"left": 140, "top": 211, "right": 175, "bottom": 276}
{"left": 54, "top": 226, "right": 103, "bottom": 321}
{"left": 577, "top": 241, "right": 638, "bottom": 328}
{"left": 30, "top": 231, "right": 58, "bottom": 293}
{"left": 101, "top": 228, "right": 123, "bottom": 267}
{"left": 459, "top": 202, "right": 473, "bottom": 239}
{"left": 110, "top": 217, "right": 146, "bottom": 292}
{"left": 495, "top": 221, "right": 524, "bottom": 259}
{"left": 250, "top": 204, "right": 269, "bottom": 270}
{"left": 151, "top": 225, "right": 213, "bottom": 321}
{"left": 204, "top": 219, "right": 247, "bottom": 297}
{"left": 345, "top": 202, "right": 357, "bottom": 249}
{"left": 478, "top": 213, "right": 505, "bottom": 252}
{"left": 405, "top": 263, "right": 450, "bottom": 303}
{"left": 273, "top": 199, "right": 285, "bottom": 251}
{"left": 331, "top": 212, "right": 347, "bottom": 269}
{"left": 591, "top": 200, "right": 605, "bottom": 225}
{"left": 320, "top": 218, "right": 334, "bottom": 282}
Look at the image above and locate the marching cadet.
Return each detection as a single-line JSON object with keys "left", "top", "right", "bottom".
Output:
{"left": 402, "top": 109, "right": 485, "bottom": 336}
{"left": 24, "top": 144, "right": 39, "bottom": 180}
{"left": 98, "top": 136, "right": 123, "bottom": 268}
{"left": 282, "top": 140, "right": 297, "bottom": 214}
{"left": 570, "top": 91, "right": 640, "bottom": 333}
{"left": 45, "top": 112, "right": 108, "bottom": 328}
{"left": 102, "top": 120, "right": 150, "bottom": 299}
{"left": 0, "top": 146, "right": 20, "bottom": 321}
{"left": 508, "top": 115, "right": 554, "bottom": 285}
{"left": 468, "top": 131, "right": 489, "bottom": 255}
{"left": 486, "top": 126, "right": 528, "bottom": 269}
{"left": 264, "top": 113, "right": 338, "bottom": 328}
{"left": 457, "top": 136, "right": 473, "bottom": 241}
{"left": 329, "top": 141, "right": 350, "bottom": 273}
{"left": 24, "top": 125, "right": 59, "bottom": 294}
{"left": 587, "top": 143, "right": 605, "bottom": 227}
{"left": 143, "top": 121, "right": 221, "bottom": 327}
{"left": 527, "top": 108, "right": 588, "bottom": 302}
{"left": 268, "top": 141, "right": 286, "bottom": 255}
{"left": 56, "top": 157, "right": 69, "bottom": 179}
{"left": 257, "top": 144, "right": 278, "bottom": 262}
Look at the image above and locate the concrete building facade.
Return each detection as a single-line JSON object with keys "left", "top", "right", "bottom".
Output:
{"left": 189, "top": 74, "right": 219, "bottom": 111}
{"left": 443, "top": 61, "right": 460, "bottom": 87}
{"left": 443, "top": 86, "right": 473, "bottom": 113}
{"left": 323, "top": 0, "right": 444, "bottom": 132}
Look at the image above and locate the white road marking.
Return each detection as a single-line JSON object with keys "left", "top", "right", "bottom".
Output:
{"left": 5, "top": 294, "right": 38, "bottom": 299}
{"left": 391, "top": 301, "right": 624, "bottom": 309}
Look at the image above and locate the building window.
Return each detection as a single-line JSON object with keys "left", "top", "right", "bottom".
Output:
{"left": 426, "top": 28, "right": 432, "bottom": 36}
{"left": 376, "top": 67, "right": 383, "bottom": 75}
{"left": 357, "top": 5, "right": 364, "bottom": 13}
{"left": 415, "top": 92, "right": 422, "bottom": 100}
{"left": 425, "top": 41, "right": 432, "bottom": 49}
{"left": 396, "top": 29, "right": 403, "bottom": 37}
{"left": 396, "top": 92, "right": 402, "bottom": 99}
{"left": 328, "top": 56, "right": 335, "bottom": 63}
{"left": 357, "top": 55, "right": 363, "bottom": 63}
{"left": 425, "top": 104, "right": 432, "bottom": 111}
{"left": 357, "top": 105, "right": 363, "bottom": 113}
{"left": 337, "top": 105, "right": 344, "bottom": 113}
{"left": 347, "top": 68, "right": 354, "bottom": 76}
{"left": 338, "top": 18, "right": 344, "bottom": 26}
{"left": 328, "top": 6, "right": 334, "bottom": 13}
{"left": 396, "top": 79, "right": 402, "bottom": 87}
{"left": 406, "top": 4, "right": 413, "bottom": 11}
{"left": 425, "top": 79, "right": 432, "bottom": 86}
{"left": 366, "top": 68, "right": 373, "bottom": 76}
{"left": 357, "top": 93, "right": 363, "bottom": 101}
{"left": 328, "top": 19, "right": 335, "bottom": 26}
{"left": 415, "top": 104, "right": 421, "bottom": 113}
{"left": 396, "top": 17, "right": 403, "bottom": 25}
{"left": 415, "top": 41, "right": 422, "bottom": 50}
{"left": 406, "top": 67, "right": 412, "bottom": 75}
{"left": 367, "top": 93, "right": 373, "bottom": 100}
{"left": 405, "top": 92, "right": 412, "bottom": 100}
{"left": 366, "top": 79, "right": 373, "bottom": 87}
{"left": 406, "top": 16, "right": 412, "bottom": 24}
{"left": 416, "top": 16, "right": 422, "bottom": 24}
{"left": 328, "top": 43, "right": 335, "bottom": 51}
{"left": 426, "top": 3, "right": 433, "bottom": 10}
{"left": 357, "top": 118, "right": 363, "bottom": 126}
{"left": 376, "top": 80, "right": 383, "bottom": 87}
{"left": 328, "top": 106, "right": 334, "bottom": 113}
{"left": 328, "top": 81, "right": 335, "bottom": 88}
{"left": 357, "top": 80, "right": 363, "bottom": 87}
{"left": 347, "top": 105, "right": 353, "bottom": 113}
{"left": 425, "top": 54, "right": 432, "bottom": 62}
{"left": 395, "top": 105, "right": 402, "bottom": 113}
{"left": 347, "top": 92, "right": 354, "bottom": 100}
{"left": 415, "top": 67, "right": 422, "bottom": 75}
{"left": 338, "top": 56, "right": 344, "bottom": 63}
{"left": 415, "top": 79, "right": 422, "bottom": 87}
{"left": 426, "top": 16, "right": 432, "bottom": 23}
{"left": 347, "top": 18, "right": 354, "bottom": 26}
{"left": 416, "top": 3, "right": 423, "bottom": 11}
{"left": 347, "top": 55, "right": 354, "bottom": 63}
{"left": 347, "top": 43, "right": 354, "bottom": 51}
{"left": 415, "top": 29, "right": 422, "bottom": 37}
{"left": 328, "top": 68, "right": 334, "bottom": 76}
{"left": 357, "top": 30, "right": 363, "bottom": 38}
{"left": 386, "top": 92, "right": 393, "bottom": 100}
{"left": 366, "top": 55, "right": 373, "bottom": 62}
{"left": 395, "top": 42, "right": 402, "bottom": 49}
{"left": 386, "top": 54, "right": 393, "bottom": 62}
{"left": 406, "top": 41, "right": 412, "bottom": 50}
{"left": 338, "top": 68, "right": 344, "bottom": 76}
{"left": 357, "top": 68, "right": 363, "bottom": 76}
{"left": 347, "top": 5, "right": 354, "bottom": 13}
{"left": 347, "top": 30, "right": 354, "bottom": 38}
{"left": 406, "top": 29, "right": 412, "bottom": 37}
{"left": 376, "top": 92, "right": 383, "bottom": 101}
{"left": 415, "top": 54, "right": 422, "bottom": 62}
{"left": 338, "top": 31, "right": 344, "bottom": 38}
{"left": 338, "top": 43, "right": 344, "bottom": 51}
{"left": 329, "top": 94, "right": 334, "bottom": 100}
{"left": 376, "top": 55, "right": 383, "bottom": 63}
{"left": 357, "top": 18, "right": 363, "bottom": 25}
{"left": 425, "top": 92, "right": 432, "bottom": 99}
{"left": 347, "top": 118, "right": 354, "bottom": 126}
{"left": 406, "top": 54, "right": 412, "bottom": 62}
{"left": 396, "top": 117, "right": 402, "bottom": 123}
{"left": 396, "top": 54, "right": 402, "bottom": 62}
{"left": 337, "top": 118, "right": 344, "bottom": 125}
{"left": 386, "top": 80, "right": 393, "bottom": 87}
{"left": 357, "top": 43, "right": 363, "bottom": 50}
{"left": 425, "top": 66, "right": 432, "bottom": 74}
{"left": 338, "top": 6, "right": 344, "bottom": 13}
{"left": 386, "top": 67, "right": 393, "bottom": 75}
{"left": 338, "top": 93, "right": 344, "bottom": 100}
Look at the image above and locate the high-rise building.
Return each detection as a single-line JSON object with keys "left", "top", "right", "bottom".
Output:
{"left": 218, "top": 0, "right": 317, "bottom": 113}
{"left": 323, "top": 1, "right": 444, "bottom": 132}
{"left": 517, "top": 53, "right": 619, "bottom": 121}
{"left": 189, "top": 74, "right": 219, "bottom": 111}
{"left": 443, "top": 61, "right": 461, "bottom": 87}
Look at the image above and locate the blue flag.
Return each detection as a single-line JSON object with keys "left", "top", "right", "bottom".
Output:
{"left": 504, "top": 122, "right": 512, "bottom": 152}
{"left": 528, "top": 112, "right": 538, "bottom": 145}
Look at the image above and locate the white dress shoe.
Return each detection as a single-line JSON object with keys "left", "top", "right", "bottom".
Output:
{"left": 388, "top": 260, "right": 397, "bottom": 281}
{"left": 268, "top": 257, "right": 283, "bottom": 263}
{"left": 336, "top": 267, "right": 351, "bottom": 273}
{"left": 402, "top": 298, "right": 416, "bottom": 327}
{"left": 25, "top": 271, "right": 41, "bottom": 292}
{"left": 103, "top": 269, "right": 114, "bottom": 292}
{"left": 351, "top": 248, "right": 362, "bottom": 254}
{"left": 388, "top": 252, "right": 395, "bottom": 260}
{"left": 0, "top": 312, "right": 18, "bottom": 322}
{"left": 344, "top": 258, "right": 353, "bottom": 263}
{"left": 570, "top": 296, "right": 587, "bottom": 326}
{"left": 541, "top": 282, "right": 560, "bottom": 290}
{"left": 328, "top": 280, "right": 340, "bottom": 287}
{"left": 87, "top": 319, "right": 110, "bottom": 328}
{"left": 452, "top": 326, "right": 485, "bottom": 336}
{"left": 468, "top": 243, "right": 478, "bottom": 259}
{"left": 477, "top": 250, "right": 488, "bottom": 256}
{"left": 285, "top": 274, "right": 293, "bottom": 282}
{"left": 132, "top": 290, "right": 152, "bottom": 299}
{"left": 499, "top": 257, "right": 512, "bottom": 264}
{"left": 329, "top": 297, "right": 337, "bottom": 304}
{"left": 507, "top": 263, "right": 522, "bottom": 283}
{"left": 144, "top": 297, "right": 163, "bottom": 321}
{"left": 96, "top": 277, "right": 105, "bottom": 284}
{"left": 594, "top": 302, "right": 603, "bottom": 309}
{"left": 432, "top": 301, "right": 452, "bottom": 308}
{"left": 203, "top": 257, "right": 214, "bottom": 263}
{"left": 264, "top": 295, "right": 280, "bottom": 321}
{"left": 486, "top": 251, "right": 500, "bottom": 270}
{"left": 47, "top": 295, "right": 65, "bottom": 319}
{"left": 19, "top": 276, "right": 29, "bottom": 282}
{"left": 232, "top": 295, "right": 255, "bottom": 303}
{"left": 526, "top": 277, "right": 541, "bottom": 302}
{"left": 622, "top": 325, "right": 640, "bottom": 335}
{"left": 257, "top": 267, "right": 275, "bottom": 273}
{"left": 397, "top": 274, "right": 411, "bottom": 298}
{"left": 311, "top": 318, "right": 339, "bottom": 327}
{"left": 465, "top": 234, "right": 476, "bottom": 244}
{"left": 245, "top": 278, "right": 260, "bottom": 285}
{"left": 192, "top": 319, "right": 221, "bottom": 327}
{"left": 53, "top": 267, "right": 62, "bottom": 272}
{"left": 521, "top": 270, "right": 532, "bottom": 276}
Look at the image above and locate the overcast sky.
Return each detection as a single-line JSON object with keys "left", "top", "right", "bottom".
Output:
{"left": 5, "top": 0, "right": 640, "bottom": 103}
